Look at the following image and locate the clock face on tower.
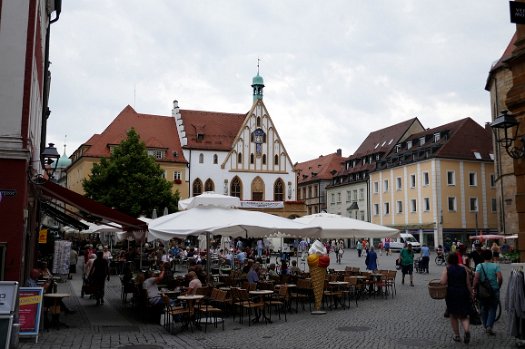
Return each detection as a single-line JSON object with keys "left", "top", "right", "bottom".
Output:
{"left": 252, "top": 128, "right": 266, "bottom": 155}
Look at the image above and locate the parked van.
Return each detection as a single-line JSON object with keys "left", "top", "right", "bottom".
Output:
{"left": 386, "top": 233, "right": 421, "bottom": 252}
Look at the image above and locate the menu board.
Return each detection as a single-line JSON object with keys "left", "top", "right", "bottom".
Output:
{"left": 19, "top": 287, "right": 43, "bottom": 340}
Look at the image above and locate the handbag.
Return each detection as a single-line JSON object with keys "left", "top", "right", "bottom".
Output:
{"left": 477, "top": 265, "right": 494, "bottom": 300}
{"left": 469, "top": 301, "right": 482, "bottom": 325}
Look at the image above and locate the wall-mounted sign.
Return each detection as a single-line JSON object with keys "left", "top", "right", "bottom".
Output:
{"left": 510, "top": 1, "right": 525, "bottom": 24}
{"left": 38, "top": 229, "right": 48, "bottom": 244}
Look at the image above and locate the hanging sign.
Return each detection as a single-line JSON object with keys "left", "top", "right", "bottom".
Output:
{"left": 38, "top": 229, "right": 48, "bottom": 244}
{"left": 510, "top": 1, "right": 525, "bottom": 24}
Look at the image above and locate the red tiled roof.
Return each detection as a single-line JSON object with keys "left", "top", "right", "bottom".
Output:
{"left": 81, "top": 105, "right": 186, "bottom": 163}
{"left": 295, "top": 151, "right": 345, "bottom": 184}
{"left": 178, "top": 110, "right": 248, "bottom": 151}
{"left": 485, "top": 32, "right": 516, "bottom": 90}
{"left": 350, "top": 118, "right": 422, "bottom": 159}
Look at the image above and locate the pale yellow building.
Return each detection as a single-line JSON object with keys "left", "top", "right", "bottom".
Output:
{"left": 370, "top": 118, "right": 497, "bottom": 247}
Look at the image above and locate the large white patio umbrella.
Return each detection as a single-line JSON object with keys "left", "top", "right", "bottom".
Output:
{"left": 148, "top": 206, "right": 321, "bottom": 240}
{"left": 178, "top": 192, "right": 241, "bottom": 210}
{"left": 294, "top": 212, "right": 399, "bottom": 239}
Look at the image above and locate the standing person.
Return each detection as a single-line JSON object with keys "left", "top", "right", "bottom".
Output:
{"left": 365, "top": 246, "right": 378, "bottom": 271}
{"left": 472, "top": 249, "right": 503, "bottom": 336}
{"left": 399, "top": 243, "right": 415, "bottom": 286}
{"left": 90, "top": 251, "right": 110, "bottom": 305}
{"left": 420, "top": 244, "right": 430, "bottom": 274}
{"left": 336, "top": 240, "right": 344, "bottom": 264}
{"left": 256, "top": 239, "right": 264, "bottom": 258}
{"left": 384, "top": 238, "right": 391, "bottom": 256}
{"left": 356, "top": 240, "right": 363, "bottom": 258}
{"left": 439, "top": 252, "right": 472, "bottom": 344}
{"left": 466, "top": 241, "right": 484, "bottom": 269}
{"left": 68, "top": 247, "right": 78, "bottom": 280}
{"left": 491, "top": 242, "right": 501, "bottom": 262}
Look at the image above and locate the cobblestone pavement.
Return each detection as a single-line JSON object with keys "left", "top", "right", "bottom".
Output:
{"left": 19, "top": 250, "right": 518, "bottom": 349}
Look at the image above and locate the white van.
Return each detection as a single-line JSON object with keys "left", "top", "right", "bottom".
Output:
{"left": 386, "top": 233, "right": 421, "bottom": 252}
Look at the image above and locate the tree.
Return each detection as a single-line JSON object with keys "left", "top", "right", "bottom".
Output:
{"left": 83, "top": 128, "right": 178, "bottom": 217}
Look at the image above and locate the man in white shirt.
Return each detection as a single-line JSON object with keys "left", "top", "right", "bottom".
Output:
{"left": 143, "top": 267, "right": 165, "bottom": 305}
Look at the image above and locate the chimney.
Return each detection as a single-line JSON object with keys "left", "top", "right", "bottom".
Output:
{"left": 337, "top": 148, "right": 342, "bottom": 156}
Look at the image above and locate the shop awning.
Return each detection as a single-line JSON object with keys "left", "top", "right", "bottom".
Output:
{"left": 40, "top": 180, "right": 147, "bottom": 231}
{"left": 40, "top": 201, "right": 89, "bottom": 231}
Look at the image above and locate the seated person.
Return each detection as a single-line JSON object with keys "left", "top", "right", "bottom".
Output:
{"left": 289, "top": 260, "right": 301, "bottom": 276}
{"left": 185, "top": 271, "right": 203, "bottom": 295}
{"left": 143, "top": 266, "right": 166, "bottom": 305}
{"left": 247, "top": 263, "right": 261, "bottom": 285}
{"left": 26, "top": 269, "right": 75, "bottom": 314}
{"left": 267, "top": 263, "right": 278, "bottom": 278}
{"left": 39, "top": 261, "right": 53, "bottom": 279}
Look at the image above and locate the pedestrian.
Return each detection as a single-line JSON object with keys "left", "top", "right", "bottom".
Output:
{"left": 356, "top": 240, "right": 363, "bottom": 258}
{"left": 491, "top": 242, "right": 501, "bottom": 262}
{"left": 472, "top": 249, "right": 502, "bottom": 336}
{"left": 466, "top": 241, "right": 484, "bottom": 269}
{"left": 420, "top": 243, "right": 430, "bottom": 273}
{"left": 384, "top": 238, "right": 391, "bottom": 256}
{"left": 90, "top": 250, "right": 110, "bottom": 305}
{"left": 399, "top": 243, "right": 414, "bottom": 286}
{"left": 439, "top": 252, "right": 472, "bottom": 344}
{"left": 68, "top": 246, "right": 78, "bottom": 280}
{"left": 365, "top": 246, "right": 378, "bottom": 271}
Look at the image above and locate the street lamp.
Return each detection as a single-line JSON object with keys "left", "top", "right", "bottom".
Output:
{"left": 490, "top": 110, "right": 525, "bottom": 159}
{"left": 40, "top": 143, "right": 61, "bottom": 179}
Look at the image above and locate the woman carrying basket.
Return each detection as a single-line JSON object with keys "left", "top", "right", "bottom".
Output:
{"left": 439, "top": 252, "right": 473, "bottom": 344}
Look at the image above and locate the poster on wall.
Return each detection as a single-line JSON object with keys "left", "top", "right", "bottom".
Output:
{"left": 52, "top": 240, "right": 71, "bottom": 275}
{"left": 18, "top": 287, "right": 43, "bottom": 343}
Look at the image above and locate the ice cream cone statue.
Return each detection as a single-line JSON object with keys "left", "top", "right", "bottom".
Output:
{"left": 308, "top": 240, "right": 330, "bottom": 314}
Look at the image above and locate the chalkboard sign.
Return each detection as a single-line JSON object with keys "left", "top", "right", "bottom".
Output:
{"left": 19, "top": 287, "right": 43, "bottom": 343}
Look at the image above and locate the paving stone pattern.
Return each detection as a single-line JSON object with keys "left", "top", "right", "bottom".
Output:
{"left": 19, "top": 250, "right": 517, "bottom": 349}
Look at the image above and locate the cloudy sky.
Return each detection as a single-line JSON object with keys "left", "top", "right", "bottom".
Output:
{"left": 47, "top": 0, "right": 515, "bottom": 163}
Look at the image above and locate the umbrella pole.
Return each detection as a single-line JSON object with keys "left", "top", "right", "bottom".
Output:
{"left": 206, "top": 232, "right": 211, "bottom": 285}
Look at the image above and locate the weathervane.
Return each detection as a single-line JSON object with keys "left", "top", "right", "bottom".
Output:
{"left": 257, "top": 57, "right": 261, "bottom": 74}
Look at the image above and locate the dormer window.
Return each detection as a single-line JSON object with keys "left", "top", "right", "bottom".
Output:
{"left": 395, "top": 144, "right": 401, "bottom": 153}
{"left": 197, "top": 133, "right": 204, "bottom": 141}
{"left": 434, "top": 132, "right": 440, "bottom": 142}
{"left": 407, "top": 140, "right": 412, "bottom": 149}
{"left": 419, "top": 136, "right": 426, "bottom": 146}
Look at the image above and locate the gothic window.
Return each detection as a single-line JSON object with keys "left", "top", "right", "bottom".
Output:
{"left": 213, "top": 154, "right": 218, "bottom": 164}
{"left": 250, "top": 153, "right": 255, "bottom": 164}
{"left": 257, "top": 116, "right": 261, "bottom": 127}
{"left": 199, "top": 153, "right": 204, "bottom": 164}
{"left": 274, "top": 154, "right": 279, "bottom": 166}
{"left": 251, "top": 176, "right": 264, "bottom": 201}
{"left": 192, "top": 178, "right": 203, "bottom": 196}
{"left": 231, "top": 176, "right": 242, "bottom": 198}
{"left": 274, "top": 178, "right": 284, "bottom": 201}
{"left": 204, "top": 179, "right": 214, "bottom": 192}
{"left": 238, "top": 152, "right": 242, "bottom": 164}
{"left": 262, "top": 154, "right": 266, "bottom": 165}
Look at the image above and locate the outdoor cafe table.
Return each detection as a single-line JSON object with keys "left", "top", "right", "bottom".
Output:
{"left": 249, "top": 290, "right": 274, "bottom": 324}
{"left": 177, "top": 294, "right": 205, "bottom": 330}
{"left": 44, "top": 293, "right": 70, "bottom": 329}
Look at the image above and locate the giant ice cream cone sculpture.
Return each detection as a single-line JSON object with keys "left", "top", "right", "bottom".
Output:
{"left": 308, "top": 240, "right": 330, "bottom": 312}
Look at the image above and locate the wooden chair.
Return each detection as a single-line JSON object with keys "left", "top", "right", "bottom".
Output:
{"left": 323, "top": 280, "right": 344, "bottom": 310}
{"left": 384, "top": 270, "right": 397, "bottom": 298}
{"left": 267, "top": 285, "right": 287, "bottom": 321}
{"left": 162, "top": 294, "right": 190, "bottom": 334}
{"left": 233, "top": 288, "right": 265, "bottom": 326}
{"left": 343, "top": 276, "right": 359, "bottom": 307}
{"left": 195, "top": 289, "right": 224, "bottom": 332}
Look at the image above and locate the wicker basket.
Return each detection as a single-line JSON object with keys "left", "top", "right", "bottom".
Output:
{"left": 428, "top": 279, "right": 447, "bottom": 299}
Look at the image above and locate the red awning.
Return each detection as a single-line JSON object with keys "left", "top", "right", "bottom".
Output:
{"left": 40, "top": 180, "right": 147, "bottom": 231}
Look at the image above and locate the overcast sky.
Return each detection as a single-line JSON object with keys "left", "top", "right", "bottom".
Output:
{"left": 47, "top": 0, "right": 515, "bottom": 163}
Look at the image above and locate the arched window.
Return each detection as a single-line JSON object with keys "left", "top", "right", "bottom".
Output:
{"left": 274, "top": 178, "right": 284, "bottom": 201}
{"left": 231, "top": 176, "right": 242, "bottom": 198}
{"left": 238, "top": 152, "right": 242, "bottom": 164}
{"left": 251, "top": 176, "right": 264, "bottom": 201}
{"left": 250, "top": 153, "right": 254, "bottom": 164}
{"left": 262, "top": 154, "right": 266, "bottom": 165}
{"left": 274, "top": 154, "right": 279, "bottom": 166}
{"left": 199, "top": 153, "right": 204, "bottom": 164}
{"left": 256, "top": 116, "right": 261, "bottom": 127}
{"left": 204, "top": 179, "right": 214, "bottom": 192}
{"left": 213, "top": 154, "right": 218, "bottom": 164}
{"left": 192, "top": 178, "right": 203, "bottom": 196}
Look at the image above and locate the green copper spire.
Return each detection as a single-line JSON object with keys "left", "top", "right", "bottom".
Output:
{"left": 251, "top": 58, "right": 264, "bottom": 101}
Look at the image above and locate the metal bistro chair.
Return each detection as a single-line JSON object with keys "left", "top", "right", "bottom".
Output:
{"left": 162, "top": 294, "right": 190, "bottom": 334}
